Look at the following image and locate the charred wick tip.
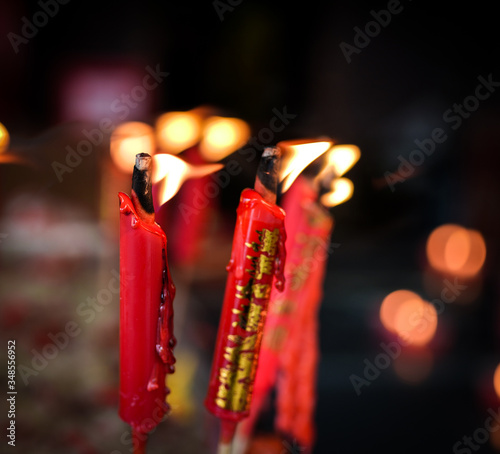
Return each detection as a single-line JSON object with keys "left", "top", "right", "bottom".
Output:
{"left": 256, "top": 147, "right": 280, "bottom": 194}
{"left": 132, "top": 153, "right": 155, "bottom": 214}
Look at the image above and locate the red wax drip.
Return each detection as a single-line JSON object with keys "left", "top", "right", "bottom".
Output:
{"left": 118, "top": 192, "right": 176, "bottom": 436}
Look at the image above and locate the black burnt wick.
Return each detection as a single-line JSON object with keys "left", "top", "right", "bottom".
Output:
{"left": 132, "top": 153, "right": 155, "bottom": 214}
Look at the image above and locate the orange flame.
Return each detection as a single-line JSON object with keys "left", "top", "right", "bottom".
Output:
{"left": 320, "top": 177, "right": 354, "bottom": 207}
{"left": 0, "top": 122, "right": 9, "bottom": 154}
{"left": 277, "top": 138, "right": 333, "bottom": 193}
{"left": 155, "top": 111, "right": 203, "bottom": 154}
{"left": 199, "top": 116, "right": 250, "bottom": 161}
{"left": 426, "top": 224, "right": 486, "bottom": 278}
{"left": 319, "top": 144, "right": 360, "bottom": 178}
{"left": 110, "top": 122, "right": 155, "bottom": 173}
{"left": 152, "top": 153, "right": 223, "bottom": 205}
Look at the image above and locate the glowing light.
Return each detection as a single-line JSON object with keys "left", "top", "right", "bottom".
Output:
{"left": 494, "top": 363, "right": 500, "bottom": 399}
{"left": 380, "top": 290, "right": 437, "bottom": 347}
{"left": 320, "top": 177, "right": 354, "bottom": 207}
{"left": 0, "top": 122, "right": 10, "bottom": 153}
{"left": 110, "top": 122, "right": 155, "bottom": 174}
{"left": 152, "top": 154, "right": 223, "bottom": 205}
{"left": 426, "top": 224, "right": 487, "bottom": 278}
{"left": 156, "top": 111, "right": 203, "bottom": 154}
{"left": 278, "top": 138, "right": 333, "bottom": 193}
{"left": 199, "top": 116, "right": 250, "bottom": 161}
{"left": 323, "top": 144, "right": 361, "bottom": 177}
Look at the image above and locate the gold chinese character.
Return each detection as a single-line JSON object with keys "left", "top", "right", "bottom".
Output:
{"left": 241, "top": 334, "right": 257, "bottom": 351}
{"left": 245, "top": 303, "right": 263, "bottom": 332}
{"left": 255, "top": 254, "right": 274, "bottom": 280}
{"left": 260, "top": 228, "right": 280, "bottom": 256}
{"left": 252, "top": 283, "right": 270, "bottom": 299}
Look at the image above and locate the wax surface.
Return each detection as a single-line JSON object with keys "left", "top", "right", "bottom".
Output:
{"left": 118, "top": 192, "right": 176, "bottom": 435}
{"left": 205, "top": 188, "right": 286, "bottom": 423}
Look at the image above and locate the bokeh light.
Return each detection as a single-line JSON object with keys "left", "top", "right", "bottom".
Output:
{"left": 426, "top": 224, "right": 487, "bottom": 278}
{"left": 156, "top": 111, "right": 203, "bottom": 154}
{"left": 110, "top": 122, "right": 155, "bottom": 174}
{"left": 199, "top": 116, "right": 250, "bottom": 162}
{"left": 0, "top": 122, "right": 9, "bottom": 153}
{"left": 380, "top": 290, "right": 438, "bottom": 346}
{"left": 493, "top": 363, "right": 500, "bottom": 399}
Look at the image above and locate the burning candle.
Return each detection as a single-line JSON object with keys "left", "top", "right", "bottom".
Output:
{"left": 205, "top": 147, "right": 286, "bottom": 454}
{"left": 118, "top": 153, "right": 176, "bottom": 453}
{"left": 235, "top": 140, "right": 360, "bottom": 453}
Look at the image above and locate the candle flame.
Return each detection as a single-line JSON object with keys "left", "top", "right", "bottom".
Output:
{"left": 156, "top": 111, "right": 203, "bottom": 154}
{"left": 199, "top": 116, "right": 250, "bottom": 161}
{"left": 110, "top": 122, "right": 155, "bottom": 173}
{"left": 278, "top": 138, "right": 333, "bottom": 193}
{"left": 320, "top": 177, "right": 354, "bottom": 207}
{"left": 0, "top": 122, "right": 10, "bottom": 154}
{"left": 152, "top": 153, "right": 223, "bottom": 205}
{"left": 322, "top": 144, "right": 361, "bottom": 178}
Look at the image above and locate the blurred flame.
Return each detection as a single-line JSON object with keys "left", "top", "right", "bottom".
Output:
{"left": 380, "top": 290, "right": 437, "bottom": 346}
{"left": 156, "top": 111, "right": 203, "bottom": 154}
{"left": 110, "top": 122, "right": 155, "bottom": 174}
{"left": 278, "top": 139, "right": 333, "bottom": 193}
{"left": 199, "top": 116, "right": 250, "bottom": 161}
{"left": 320, "top": 177, "right": 354, "bottom": 207}
{"left": 426, "top": 224, "right": 486, "bottom": 278}
{"left": 152, "top": 154, "right": 223, "bottom": 205}
{"left": 0, "top": 122, "right": 9, "bottom": 153}
{"left": 322, "top": 144, "right": 361, "bottom": 178}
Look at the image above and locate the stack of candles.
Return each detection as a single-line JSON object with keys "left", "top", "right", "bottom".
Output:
{"left": 117, "top": 136, "right": 359, "bottom": 454}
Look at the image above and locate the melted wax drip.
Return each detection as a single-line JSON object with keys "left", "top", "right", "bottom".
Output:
{"left": 119, "top": 193, "right": 176, "bottom": 394}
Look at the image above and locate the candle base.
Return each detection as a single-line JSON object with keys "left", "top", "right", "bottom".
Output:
{"left": 132, "top": 428, "right": 148, "bottom": 454}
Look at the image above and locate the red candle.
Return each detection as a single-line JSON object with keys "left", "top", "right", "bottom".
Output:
{"left": 205, "top": 148, "right": 286, "bottom": 452}
{"left": 236, "top": 175, "right": 333, "bottom": 453}
{"left": 119, "top": 153, "right": 176, "bottom": 453}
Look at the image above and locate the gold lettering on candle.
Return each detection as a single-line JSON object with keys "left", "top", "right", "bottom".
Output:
{"left": 251, "top": 283, "right": 270, "bottom": 299}
{"left": 260, "top": 228, "right": 280, "bottom": 256}
{"left": 245, "top": 303, "right": 263, "bottom": 332}
{"left": 255, "top": 254, "right": 274, "bottom": 279}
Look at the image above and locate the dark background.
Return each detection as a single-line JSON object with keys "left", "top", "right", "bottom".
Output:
{"left": 1, "top": 1, "right": 500, "bottom": 453}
